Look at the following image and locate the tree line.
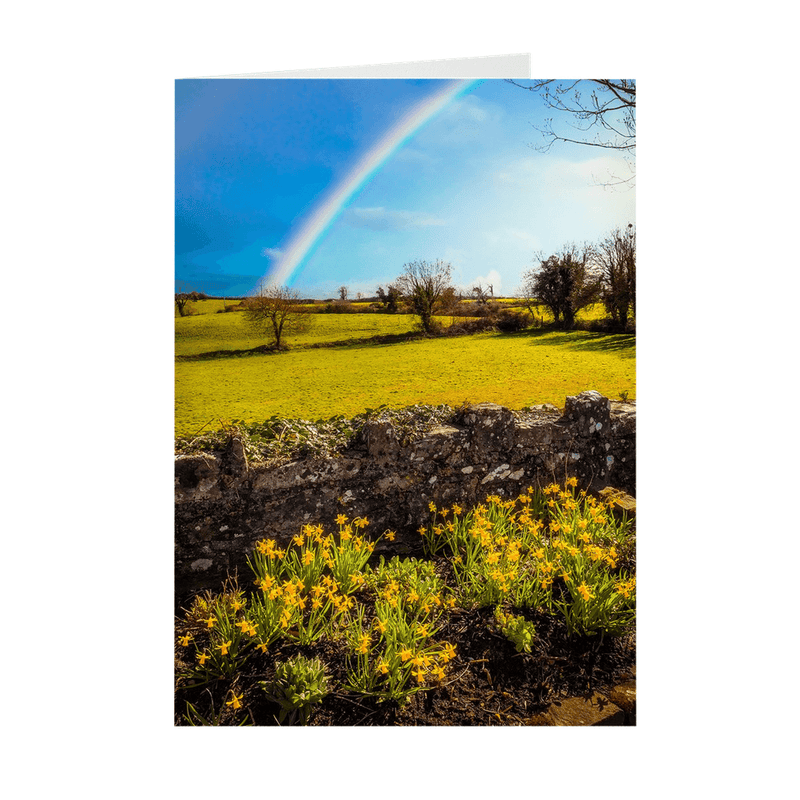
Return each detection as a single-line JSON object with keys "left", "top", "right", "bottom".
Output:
{"left": 183, "top": 223, "right": 634, "bottom": 349}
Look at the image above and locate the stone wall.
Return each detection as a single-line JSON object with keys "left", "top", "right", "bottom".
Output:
{"left": 175, "top": 391, "right": 635, "bottom": 601}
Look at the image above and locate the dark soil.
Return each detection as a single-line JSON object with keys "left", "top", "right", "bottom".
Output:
{"left": 175, "top": 581, "right": 635, "bottom": 727}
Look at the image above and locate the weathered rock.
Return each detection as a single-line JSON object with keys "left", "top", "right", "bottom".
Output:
{"left": 544, "top": 693, "right": 627, "bottom": 726}
{"left": 175, "top": 454, "right": 222, "bottom": 500}
{"left": 175, "top": 392, "right": 635, "bottom": 599}
{"left": 560, "top": 390, "right": 612, "bottom": 435}
{"left": 361, "top": 420, "right": 400, "bottom": 462}
{"left": 599, "top": 486, "right": 637, "bottom": 518}
{"left": 605, "top": 680, "right": 636, "bottom": 718}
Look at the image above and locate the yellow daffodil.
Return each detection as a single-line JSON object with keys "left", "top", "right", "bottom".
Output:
{"left": 399, "top": 647, "right": 413, "bottom": 662}
{"left": 577, "top": 583, "right": 594, "bottom": 601}
{"left": 217, "top": 640, "right": 232, "bottom": 656}
{"left": 378, "top": 661, "right": 390, "bottom": 675}
{"left": 226, "top": 692, "right": 243, "bottom": 710}
{"left": 384, "top": 530, "right": 396, "bottom": 541}
{"left": 196, "top": 651, "right": 210, "bottom": 666}
{"left": 205, "top": 616, "right": 217, "bottom": 629}
{"left": 178, "top": 634, "right": 192, "bottom": 647}
{"left": 452, "top": 504, "right": 462, "bottom": 516}
{"left": 302, "top": 549, "right": 315, "bottom": 565}
{"left": 428, "top": 501, "right": 437, "bottom": 513}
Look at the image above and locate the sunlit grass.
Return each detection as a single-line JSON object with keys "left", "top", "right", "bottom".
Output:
{"left": 175, "top": 312, "right": 421, "bottom": 356}
{"left": 175, "top": 330, "right": 635, "bottom": 437}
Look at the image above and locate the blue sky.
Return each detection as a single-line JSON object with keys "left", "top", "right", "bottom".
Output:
{"left": 176, "top": 78, "right": 635, "bottom": 299}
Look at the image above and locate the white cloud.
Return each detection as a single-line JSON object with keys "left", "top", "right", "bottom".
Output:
{"left": 261, "top": 247, "right": 283, "bottom": 259}
{"left": 344, "top": 206, "right": 446, "bottom": 231}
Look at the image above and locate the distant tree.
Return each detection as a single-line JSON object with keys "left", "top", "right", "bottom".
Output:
{"left": 175, "top": 289, "right": 201, "bottom": 317}
{"left": 394, "top": 259, "right": 454, "bottom": 334}
{"left": 471, "top": 283, "right": 493, "bottom": 305}
{"left": 175, "top": 292, "right": 192, "bottom": 317}
{"left": 338, "top": 286, "right": 349, "bottom": 302}
{"left": 356, "top": 292, "right": 364, "bottom": 301}
{"left": 376, "top": 284, "right": 401, "bottom": 312}
{"left": 241, "top": 283, "right": 312, "bottom": 350}
{"left": 520, "top": 244, "right": 601, "bottom": 329}
{"left": 595, "top": 224, "right": 636, "bottom": 328}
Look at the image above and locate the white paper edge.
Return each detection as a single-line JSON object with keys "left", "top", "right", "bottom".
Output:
{"left": 187, "top": 52, "right": 530, "bottom": 79}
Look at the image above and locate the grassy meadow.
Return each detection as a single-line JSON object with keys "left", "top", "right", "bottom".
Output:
{"left": 175, "top": 309, "right": 419, "bottom": 356}
{"left": 175, "top": 307, "right": 634, "bottom": 437}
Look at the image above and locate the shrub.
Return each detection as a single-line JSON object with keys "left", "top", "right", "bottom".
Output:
{"left": 495, "top": 310, "right": 529, "bottom": 333}
{"left": 445, "top": 317, "right": 496, "bottom": 335}
{"left": 323, "top": 301, "right": 353, "bottom": 314}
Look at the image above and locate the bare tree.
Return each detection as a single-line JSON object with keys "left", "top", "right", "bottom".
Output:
{"left": 595, "top": 224, "right": 636, "bottom": 328}
{"left": 338, "top": 286, "right": 349, "bottom": 302}
{"left": 241, "top": 283, "right": 312, "bottom": 350}
{"left": 471, "top": 283, "right": 494, "bottom": 305}
{"left": 507, "top": 78, "right": 635, "bottom": 184}
{"left": 175, "top": 289, "right": 201, "bottom": 317}
{"left": 394, "top": 259, "right": 454, "bottom": 334}
{"left": 520, "top": 244, "right": 601, "bottom": 329}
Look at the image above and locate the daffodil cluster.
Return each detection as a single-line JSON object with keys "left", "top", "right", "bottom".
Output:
{"left": 178, "top": 588, "right": 253, "bottom": 680}
{"left": 420, "top": 482, "right": 635, "bottom": 637}
{"left": 343, "top": 556, "right": 458, "bottom": 702}
{"left": 176, "top": 487, "right": 636, "bottom": 723}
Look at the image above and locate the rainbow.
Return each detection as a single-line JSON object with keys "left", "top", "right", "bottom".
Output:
{"left": 262, "top": 79, "right": 480, "bottom": 289}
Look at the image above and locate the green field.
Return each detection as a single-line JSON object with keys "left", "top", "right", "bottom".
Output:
{"left": 175, "top": 311, "right": 635, "bottom": 436}
{"left": 175, "top": 310, "right": 421, "bottom": 356}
